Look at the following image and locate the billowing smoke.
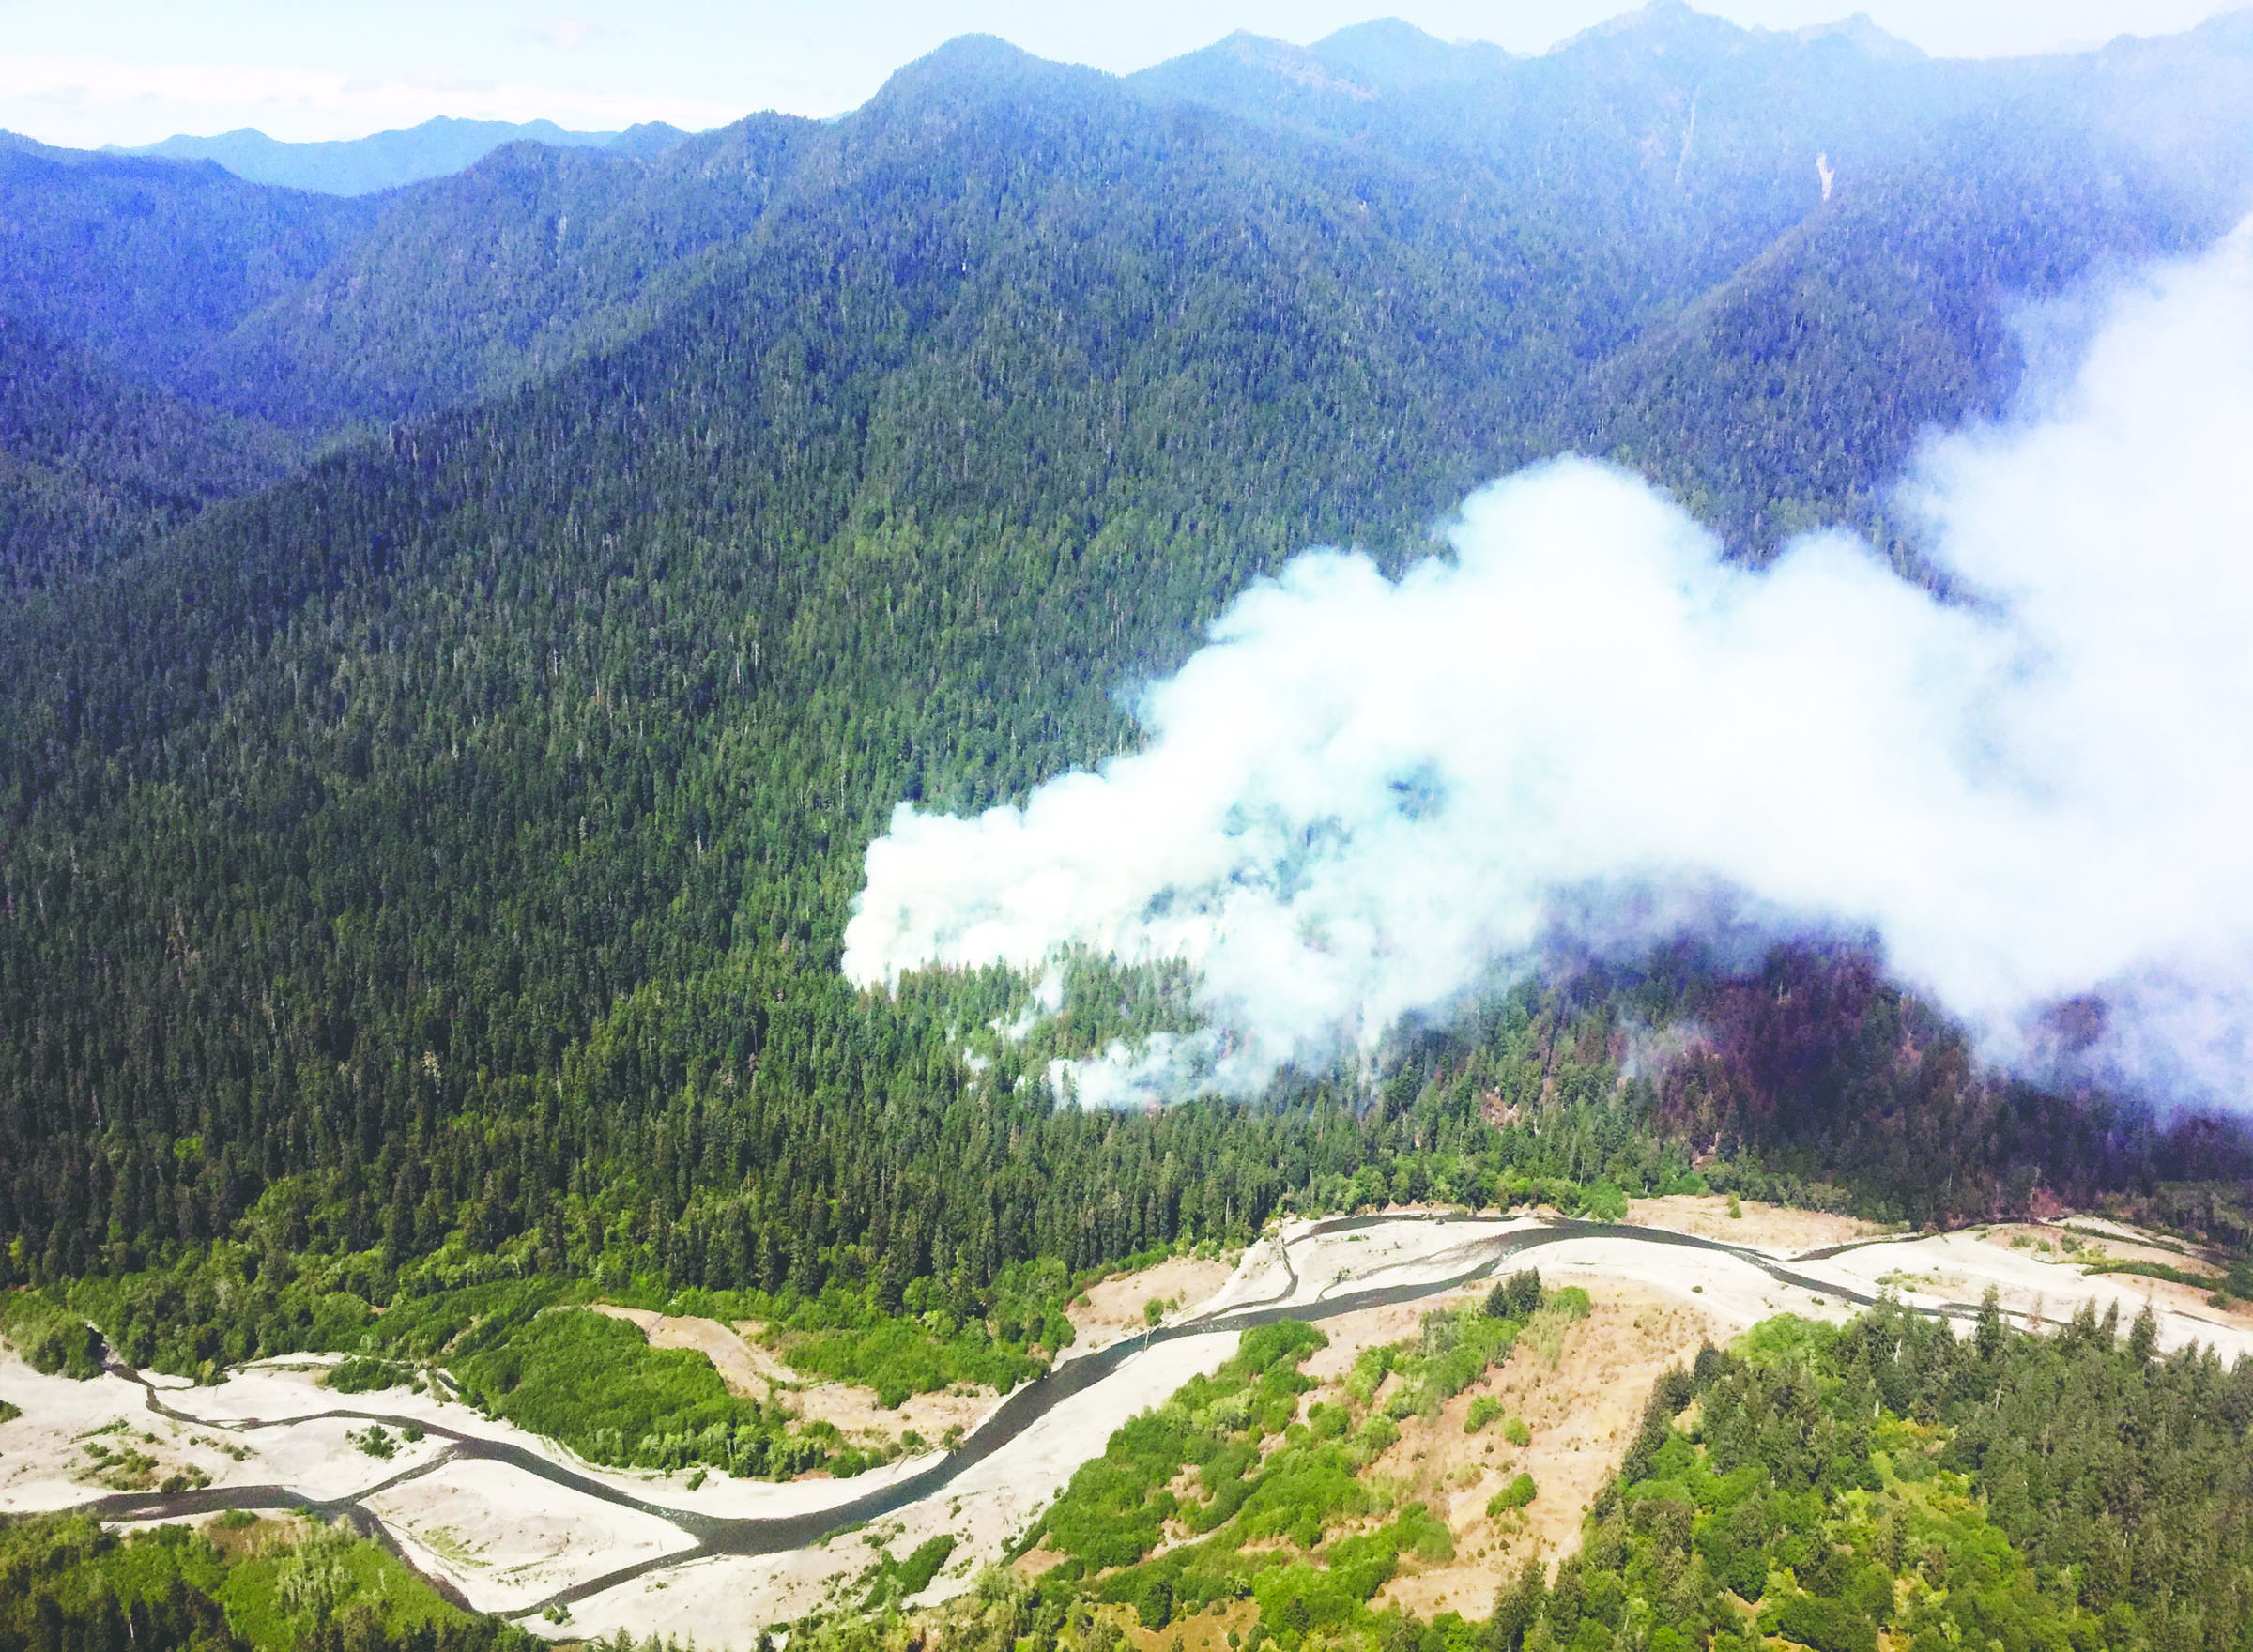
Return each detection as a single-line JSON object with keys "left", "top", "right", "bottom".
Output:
{"left": 845, "top": 224, "right": 2253, "bottom": 1108}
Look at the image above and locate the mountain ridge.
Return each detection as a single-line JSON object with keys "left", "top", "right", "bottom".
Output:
{"left": 114, "top": 114, "right": 696, "bottom": 196}
{"left": 4, "top": 6, "right": 2253, "bottom": 1326}
{"left": 8, "top": 17, "right": 2253, "bottom": 1652}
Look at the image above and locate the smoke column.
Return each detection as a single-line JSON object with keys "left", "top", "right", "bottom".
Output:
{"left": 844, "top": 225, "right": 2253, "bottom": 1108}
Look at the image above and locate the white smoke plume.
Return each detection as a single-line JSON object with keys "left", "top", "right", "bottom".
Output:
{"left": 845, "top": 224, "right": 2253, "bottom": 1108}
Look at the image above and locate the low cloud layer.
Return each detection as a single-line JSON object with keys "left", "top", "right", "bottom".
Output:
{"left": 846, "top": 224, "right": 2253, "bottom": 1108}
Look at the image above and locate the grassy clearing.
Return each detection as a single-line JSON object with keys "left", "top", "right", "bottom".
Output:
{"left": 1520, "top": 1286, "right": 1590, "bottom": 1369}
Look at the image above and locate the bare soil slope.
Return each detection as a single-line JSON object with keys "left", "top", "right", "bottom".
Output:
{"left": 1367, "top": 1281, "right": 1723, "bottom": 1621}
{"left": 1066, "top": 1255, "right": 1234, "bottom": 1350}
{"left": 1625, "top": 1195, "right": 1887, "bottom": 1255}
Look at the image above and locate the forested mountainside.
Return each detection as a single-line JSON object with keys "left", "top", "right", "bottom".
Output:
{"left": 184, "top": 116, "right": 822, "bottom": 431}
{"left": 6, "top": 8, "right": 2253, "bottom": 1370}
{"left": 0, "top": 136, "right": 376, "bottom": 382}
{"left": 1134, "top": 5, "right": 2253, "bottom": 545}
{"left": 10, "top": 5, "right": 2253, "bottom": 553}
{"left": 0, "top": 139, "right": 367, "bottom": 583}
{"left": 0, "top": 127, "right": 804, "bottom": 582}
{"left": 0, "top": 317, "right": 303, "bottom": 589}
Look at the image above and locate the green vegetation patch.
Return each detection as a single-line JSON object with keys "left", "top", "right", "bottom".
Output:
{"left": 1039, "top": 1320, "right": 1331, "bottom": 1570}
{"left": 1033, "top": 1285, "right": 1546, "bottom": 1647}
{"left": 348, "top": 1424, "right": 398, "bottom": 1460}
{"left": 2077, "top": 1256, "right": 2228, "bottom": 1292}
{"left": 328, "top": 1356, "right": 419, "bottom": 1394}
{"left": 46, "top": 1257, "right": 1072, "bottom": 1479}
{"left": 1486, "top": 1472, "right": 1537, "bottom": 1516}
{"left": 0, "top": 1516, "right": 239, "bottom": 1649}
{"left": 447, "top": 1304, "right": 841, "bottom": 1479}
{"left": 0, "top": 1512, "right": 498, "bottom": 1652}
{"left": 47, "top": 1247, "right": 1065, "bottom": 1446}
{"left": 1484, "top": 1268, "right": 1543, "bottom": 1320}
{"left": 1495, "top": 1292, "right": 2253, "bottom": 1652}
{"left": 1, "top": 1289, "right": 105, "bottom": 1378}
{"left": 215, "top": 1516, "right": 470, "bottom": 1651}
{"left": 758, "top": 1288, "right": 1048, "bottom": 1407}
{"left": 862, "top": 1534, "right": 958, "bottom": 1611}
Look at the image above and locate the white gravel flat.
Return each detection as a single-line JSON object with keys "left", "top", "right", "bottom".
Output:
{"left": 368, "top": 1457, "right": 697, "bottom": 1614}
{"left": 15, "top": 1208, "right": 2249, "bottom": 1652}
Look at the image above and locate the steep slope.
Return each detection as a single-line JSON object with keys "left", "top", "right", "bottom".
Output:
{"left": 0, "top": 135, "right": 376, "bottom": 384}
{"left": 1128, "top": 5, "right": 1953, "bottom": 309}
{"left": 14, "top": 7, "right": 2245, "bottom": 545}
{"left": 0, "top": 121, "right": 799, "bottom": 567}
{"left": 0, "top": 36, "right": 1611, "bottom": 1283}
{"left": 1131, "top": 5, "right": 2253, "bottom": 548}
{"left": 184, "top": 117, "right": 822, "bottom": 430}
{"left": 0, "top": 317, "right": 301, "bottom": 589}
{"left": 0, "top": 137, "right": 374, "bottom": 574}
{"left": 4, "top": 19, "right": 2253, "bottom": 1307}
{"left": 3, "top": 119, "right": 816, "bottom": 438}
{"left": 1554, "top": 106, "right": 2216, "bottom": 547}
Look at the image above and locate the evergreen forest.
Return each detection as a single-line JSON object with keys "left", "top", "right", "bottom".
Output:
{"left": 7, "top": 8, "right": 2253, "bottom": 1649}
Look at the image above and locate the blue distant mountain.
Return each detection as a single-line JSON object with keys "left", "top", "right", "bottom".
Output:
{"left": 115, "top": 115, "right": 693, "bottom": 195}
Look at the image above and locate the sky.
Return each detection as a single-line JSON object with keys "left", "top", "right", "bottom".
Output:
{"left": 0, "top": 0, "right": 2245, "bottom": 150}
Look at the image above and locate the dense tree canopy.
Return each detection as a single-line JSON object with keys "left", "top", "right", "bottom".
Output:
{"left": 4, "top": 5, "right": 2252, "bottom": 1400}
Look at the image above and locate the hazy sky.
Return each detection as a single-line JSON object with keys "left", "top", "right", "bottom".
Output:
{"left": 2, "top": 1, "right": 2244, "bottom": 149}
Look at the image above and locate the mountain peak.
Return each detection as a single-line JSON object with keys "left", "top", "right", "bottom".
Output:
{"left": 1556, "top": 2, "right": 1923, "bottom": 65}
{"left": 870, "top": 33, "right": 1105, "bottom": 112}
{"left": 1557, "top": 1, "right": 1753, "bottom": 56}
{"left": 1125, "top": 31, "right": 1380, "bottom": 109}
{"left": 1787, "top": 12, "right": 1926, "bottom": 61}
{"left": 1309, "top": 18, "right": 1514, "bottom": 87}
{"left": 888, "top": 32, "right": 1067, "bottom": 85}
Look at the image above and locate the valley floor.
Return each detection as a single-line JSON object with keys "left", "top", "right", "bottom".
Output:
{"left": 5, "top": 1202, "right": 2248, "bottom": 1648}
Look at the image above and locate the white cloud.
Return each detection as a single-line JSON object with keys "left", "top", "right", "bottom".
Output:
{"left": 528, "top": 18, "right": 601, "bottom": 53}
{"left": 848, "top": 223, "right": 2253, "bottom": 1109}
